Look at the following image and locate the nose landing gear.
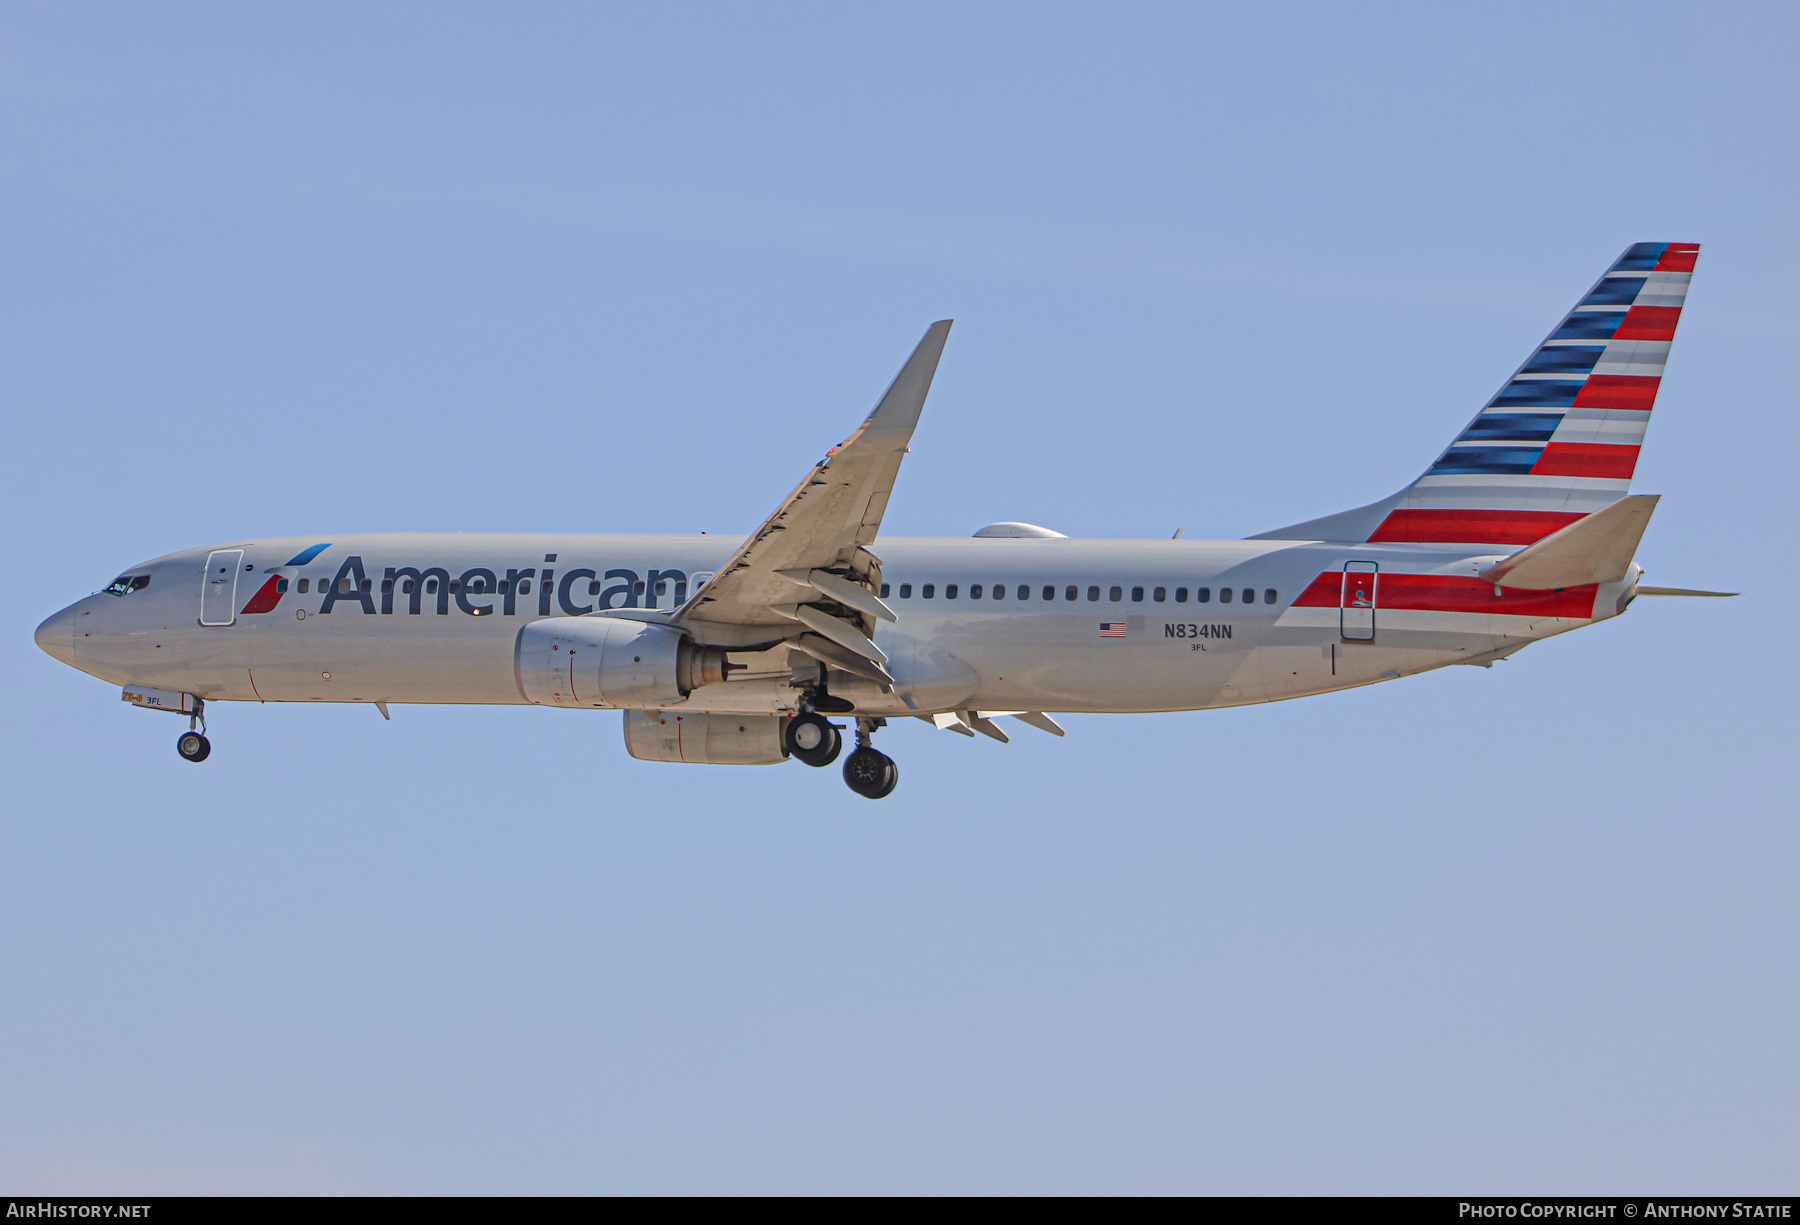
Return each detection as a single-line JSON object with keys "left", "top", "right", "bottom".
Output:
{"left": 841, "top": 718, "right": 898, "bottom": 799}
{"left": 176, "top": 701, "right": 211, "bottom": 763}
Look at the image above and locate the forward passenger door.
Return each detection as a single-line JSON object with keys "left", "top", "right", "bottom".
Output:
{"left": 200, "top": 550, "right": 244, "bottom": 626}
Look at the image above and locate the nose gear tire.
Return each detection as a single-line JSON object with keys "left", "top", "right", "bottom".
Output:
{"left": 842, "top": 746, "right": 898, "bottom": 799}
{"left": 177, "top": 732, "right": 211, "bottom": 763}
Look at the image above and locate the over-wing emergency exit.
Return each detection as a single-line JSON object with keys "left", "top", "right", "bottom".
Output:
{"left": 34, "top": 244, "right": 1734, "bottom": 797}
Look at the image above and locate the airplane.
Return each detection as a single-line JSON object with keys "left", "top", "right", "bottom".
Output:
{"left": 34, "top": 242, "right": 1735, "bottom": 799}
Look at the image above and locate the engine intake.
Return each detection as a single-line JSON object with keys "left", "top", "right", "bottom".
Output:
{"left": 515, "top": 617, "right": 734, "bottom": 708}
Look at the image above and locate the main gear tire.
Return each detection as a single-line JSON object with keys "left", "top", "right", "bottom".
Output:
{"left": 177, "top": 732, "right": 211, "bottom": 763}
{"left": 786, "top": 713, "right": 843, "bottom": 767}
{"left": 842, "top": 746, "right": 898, "bottom": 799}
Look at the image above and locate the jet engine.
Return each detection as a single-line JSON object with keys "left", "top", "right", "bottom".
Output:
{"left": 515, "top": 617, "right": 733, "bottom": 708}
{"left": 622, "top": 710, "right": 788, "bottom": 765}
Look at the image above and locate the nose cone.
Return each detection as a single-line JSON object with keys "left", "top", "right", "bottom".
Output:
{"left": 34, "top": 606, "right": 76, "bottom": 667}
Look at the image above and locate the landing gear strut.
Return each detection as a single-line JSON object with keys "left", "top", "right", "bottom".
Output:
{"left": 176, "top": 701, "right": 211, "bottom": 763}
{"left": 786, "top": 712, "right": 843, "bottom": 767}
{"left": 842, "top": 718, "right": 898, "bottom": 799}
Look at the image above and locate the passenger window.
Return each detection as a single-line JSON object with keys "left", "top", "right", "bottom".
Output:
{"left": 1087, "top": 586, "right": 1100, "bottom": 601}
{"left": 946, "top": 584, "right": 958, "bottom": 599}
{"left": 880, "top": 583, "right": 890, "bottom": 598}
{"left": 1152, "top": 587, "right": 1166, "bottom": 602}
{"left": 450, "top": 580, "right": 463, "bottom": 593}
{"left": 404, "top": 580, "right": 415, "bottom": 594}
{"left": 297, "top": 578, "right": 309, "bottom": 594}
{"left": 361, "top": 578, "right": 372, "bottom": 592}
{"left": 1019, "top": 585, "right": 1030, "bottom": 600}
{"left": 1242, "top": 587, "right": 1255, "bottom": 604}
{"left": 1175, "top": 586, "right": 1187, "bottom": 603}
{"left": 1065, "top": 585, "right": 1077, "bottom": 601}
{"left": 497, "top": 580, "right": 508, "bottom": 594}
{"left": 1195, "top": 587, "right": 1209, "bottom": 603}
{"left": 923, "top": 584, "right": 935, "bottom": 599}
{"left": 276, "top": 578, "right": 289, "bottom": 593}
{"left": 338, "top": 577, "right": 352, "bottom": 594}
{"left": 1109, "top": 586, "right": 1122, "bottom": 602}
{"left": 655, "top": 580, "right": 667, "bottom": 596}
{"left": 971, "top": 584, "right": 983, "bottom": 599}
{"left": 382, "top": 579, "right": 394, "bottom": 593}
{"left": 632, "top": 581, "right": 646, "bottom": 595}
{"left": 1220, "top": 587, "right": 1232, "bottom": 604}
{"left": 425, "top": 578, "right": 438, "bottom": 593}
{"left": 992, "top": 583, "right": 1005, "bottom": 600}
{"left": 1131, "top": 586, "right": 1144, "bottom": 602}
{"left": 1264, "top": 588, "right": 1278, "bottom": 605}
{"left": 900, "top": 583, "right": 913, "bottom": 598}
{"left": 518, "top": 579, "right": 531, "bottom": 594}
{"left": 587, "top": 580, "right": 601, "bottom": 596}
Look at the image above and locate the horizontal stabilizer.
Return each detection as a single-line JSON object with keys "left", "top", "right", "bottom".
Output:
{"left": 1480, "top": 495, "right": 1658, "bottom": 590}
{"left": 1634, "top": 586, "right": 1739, "bottom": 597}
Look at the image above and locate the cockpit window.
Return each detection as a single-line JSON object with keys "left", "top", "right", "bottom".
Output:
{"left": 105, "top": 575, "right": 151, "bottom": 596}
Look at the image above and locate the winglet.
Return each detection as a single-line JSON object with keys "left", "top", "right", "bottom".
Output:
{"left": 850, "top": 320, "right": 952, "bottom": 450}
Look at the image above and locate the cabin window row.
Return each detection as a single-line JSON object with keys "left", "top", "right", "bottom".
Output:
{"left": 878, "top": 582, "right": 1280, "bottom": 605}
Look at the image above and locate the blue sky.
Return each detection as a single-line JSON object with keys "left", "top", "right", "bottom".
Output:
{"left": 3, "top": 1, "right": 1796, "bottom": 1193}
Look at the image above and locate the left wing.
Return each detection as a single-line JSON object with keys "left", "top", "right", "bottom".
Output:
{"left": 675, "top": 321, "right": 952, "bottom": 658}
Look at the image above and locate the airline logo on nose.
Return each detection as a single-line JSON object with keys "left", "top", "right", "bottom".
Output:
{"left": 237, "top": 543, "right": 331, "bottom": 615}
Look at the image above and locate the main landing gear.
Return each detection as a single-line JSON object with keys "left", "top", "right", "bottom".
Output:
{"left": 176, "top": 701, "right": 211, "bottom": 763}
{"left": 791, "top": 709, "right": 897, "bottom": 798}
{"left": 841, "top": 718, "right": 897, "bottom": 800}
{"left": 785, "top": 711, "right": 843, "bottom": 768}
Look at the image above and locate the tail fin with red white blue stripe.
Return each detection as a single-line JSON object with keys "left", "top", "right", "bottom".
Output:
{"left": 1254, "top": 243, "right": 1698, "bottom": 548}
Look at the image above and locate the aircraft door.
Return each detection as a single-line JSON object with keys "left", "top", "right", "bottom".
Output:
{"left": 200, "top": 549, "right": 244, "bottom": 626}
{"left": 1340, "top": 561, "right": 1378, "bottom": 642}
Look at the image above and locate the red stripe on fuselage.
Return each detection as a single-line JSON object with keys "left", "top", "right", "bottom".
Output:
{"left": 1367, "top": 509, "right": 1584, "bottom": 546}
{"left": 1292, "top": 572, "right": 1597, "bottom": 618}
{"left": 1532, "top": 442, "right": 1640, "bottom": 480}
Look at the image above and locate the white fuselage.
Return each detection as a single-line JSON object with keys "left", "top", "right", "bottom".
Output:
{"left": 37, "top": 532, "right": 1638, "bottom": 716}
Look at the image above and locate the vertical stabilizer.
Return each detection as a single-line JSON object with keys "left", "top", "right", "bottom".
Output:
{"left": 1254, "top": 243, "right": 1698, "bottom": 546}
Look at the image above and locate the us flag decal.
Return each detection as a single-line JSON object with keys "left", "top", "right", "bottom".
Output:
{"left": 1099, "top": 622, "right": 1127, "bottom": 638}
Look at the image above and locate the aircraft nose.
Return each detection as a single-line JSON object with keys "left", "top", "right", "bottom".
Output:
{"left": 34, "top": 606, "right": 76, "bottom": 666}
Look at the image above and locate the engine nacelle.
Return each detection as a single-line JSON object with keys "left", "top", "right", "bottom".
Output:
{"left": 622, "top": 710, "right": 788, "bottom": 765}
{"left": 515, "top": 617, "right": 731, "bottom": 708}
